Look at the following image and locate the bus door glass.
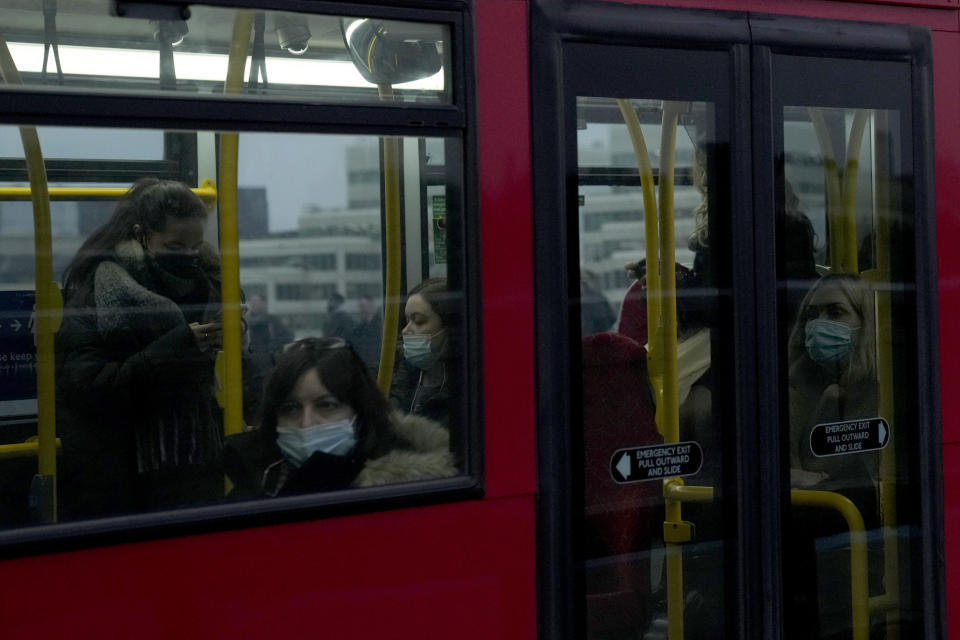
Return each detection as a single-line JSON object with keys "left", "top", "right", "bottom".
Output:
{"left": 772, "top": 53, "right": 926, "bottom": 639}
{"left": 566, "top": 41, "right": 737, "bottom": 639}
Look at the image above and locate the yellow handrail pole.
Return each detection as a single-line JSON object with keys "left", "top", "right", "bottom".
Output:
{"left": 810, "top": 109, "right": 845, "bottom": 271}
{"left": 376, "top": 84, "right": 402, "bottom": 396}
{"left": 616, "top": 99, "right": 663, "bottom": 416}
{"left": 792, "top": 489, "right": 869, "bottom": 640}
{"left": 658, "top": 102, "right": 681, "bottom": 444}
{"left": 217, "top": 11, "right": 253, "bottom": 436}
{"left": 0, "top": 439, "right": 62, "bottom": 460}
{"left": 664, "top": 479, "right": 714, "bottom": 503}
{"left": 0, "top": 184, "right": 218, "bottom": 206}
{"left": 658, "top": 101, "right": 684, "bottom": 640}
{"left": 0, "top": 37, "right": 62, "bottom": 523}
{"left": 840, "top": 110, "right": 868, "bottom": 274}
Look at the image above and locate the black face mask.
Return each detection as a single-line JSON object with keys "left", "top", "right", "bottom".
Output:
{"left": 154, "top": 252, "right": 202, "bottom": 280}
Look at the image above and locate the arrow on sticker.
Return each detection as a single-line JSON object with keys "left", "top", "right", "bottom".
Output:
{"left": 615, "top": 452, "right": 632, "bottom": 480}
{"left": 878, "top": 422, "right": 888, "bottom": 447}
{"left": 9, "top": 319, "right": 20, "bottom": 332}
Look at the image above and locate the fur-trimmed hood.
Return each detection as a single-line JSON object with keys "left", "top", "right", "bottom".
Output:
{"left": 354, "top": 411, "right": 457, "bottom": 487}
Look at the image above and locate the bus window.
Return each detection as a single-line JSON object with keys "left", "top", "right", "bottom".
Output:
{"left": 0, "top": 2, "right": 451, "bottom": 106}
{"left": 0, "top": 123, "right": 467, "bottom": 526}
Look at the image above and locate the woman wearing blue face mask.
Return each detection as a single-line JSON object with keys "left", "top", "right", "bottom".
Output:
{"left": 785, "top": 274, "right": 881, "bottom": 639}
{"left": 390, "top": 278, "right": 455, "bottom": 426}
{"left": 787, "top": 273, "right": 878, "bottom": 490}
{"left": 224, "top": 337, "right": 456, "bottom": 498}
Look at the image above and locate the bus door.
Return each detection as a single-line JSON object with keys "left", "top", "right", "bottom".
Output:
{"left": 533, "top": 4, "right": 941, "bottom": 639}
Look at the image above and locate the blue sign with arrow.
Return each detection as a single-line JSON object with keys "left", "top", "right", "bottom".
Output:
{"left": 0, "top": 290, "right": 37, "bottom": 402}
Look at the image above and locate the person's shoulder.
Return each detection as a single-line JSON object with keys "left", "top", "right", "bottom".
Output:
{"left": 389, "top": 411, "right": 450, "bottom": 453}
{"left": 352, "top": 412, "right": 456, "bottom": 487}
{"left": 225, "top": 431, "right": 280, "bottom": 476}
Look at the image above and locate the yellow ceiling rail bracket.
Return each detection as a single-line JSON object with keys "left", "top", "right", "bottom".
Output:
{"left": 376, "top": 84, "right": 402, "bottom": 396}
{"left": 0, "top": 35, "right": 58, "bottom": 523}
{"left": 792, "top": 489, "right": 869, "bottom": 640}
{"left": 218, "top": 10, "right": 253, "bottom": 437}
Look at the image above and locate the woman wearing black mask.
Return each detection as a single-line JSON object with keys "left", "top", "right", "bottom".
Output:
{"left": 56, "top": 177, "right": 226, "bottom": 519}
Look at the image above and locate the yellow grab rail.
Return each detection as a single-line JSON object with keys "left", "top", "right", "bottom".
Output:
{"left": 216, "top": 10, "right": 253, "bottom": 436}
{"left": 0, "top": 183, "right": 218, "bottom": 206}
{"left": 810, "top": 110, "right": 847, "bottom": 272}
{"left": 0, "top": 36, "right": 62, "bottom": 523}
{"left": 376, "top": 85, "right": 402, "bottom": 396}
{"left": 791, "top": 489, "right": 869, "bottom": 640}
{"left": 0, "top": 439, "right": 62, "bottom": 461}
{"left": 840, "top": 110, "right": 869, "bottom": 273}
{"left": 616, "top": 99, "right": 663, "bottom": 425}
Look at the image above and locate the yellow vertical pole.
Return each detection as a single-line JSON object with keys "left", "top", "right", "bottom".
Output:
{"left": 840, "top": 110, "right": 869, "bottom": 274}
{"left": 0, "top": 37, "right": 62, "bottom": 523}
{"left": 218, "top": 11, "right": 253, "bottom": 436}
{"left": 810, "top": 109, "right": 845, "bottom": 271}
{"left": 376, "top": 85, "right": 402, "bottom": 396}
{"left": 616, "top": 99, "right": 663, "bottom": 414}
{"left": 659, "top": 101, "right": 684, "bottom": 640}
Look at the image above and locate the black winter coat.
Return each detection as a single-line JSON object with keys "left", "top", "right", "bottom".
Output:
{"left": 56, "top": 240, "right": 225, "bottom": 519}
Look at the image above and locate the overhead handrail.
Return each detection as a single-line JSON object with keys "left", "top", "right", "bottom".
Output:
{"left": 376, "top": 84, "right": 402, "bottom": 396}
{"left": 792, "top": 489, "right": 869, "bottom": 640}
{"left": 216, "top": 10, "right": 253, "bottom": 436}
{"left": 0, "top": 182, "right": 218, "bottom": 205}
{"left": 0, "top": 35, "right": 62, "bottom": 523}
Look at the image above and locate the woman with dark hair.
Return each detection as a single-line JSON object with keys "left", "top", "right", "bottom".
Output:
{"left": 224, "top": 338, "right": 456, "bottom": 497}
{"left": 56, "top": 177, "right": 227, "bottom": 518}
{"left": 390, "top": 277, "right": 456, "bottom": 425}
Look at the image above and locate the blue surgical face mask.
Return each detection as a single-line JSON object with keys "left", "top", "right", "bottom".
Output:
{"left": 402, "top": 330, "right": 444, "bottom": 369}
{"left": 804, "top": 318, "right": 859, "bottom": 365}
{"left": 276, "top": 417, "right": 357, "bottom": 467}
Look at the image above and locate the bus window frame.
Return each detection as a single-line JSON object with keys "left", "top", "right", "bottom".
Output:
{"left": 0, "top": 0, "right": 484, "bottom": 556}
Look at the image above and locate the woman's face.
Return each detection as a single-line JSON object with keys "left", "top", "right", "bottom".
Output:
{"left": 276, "top": 367, "right": 356, "bottom": 429}
{"left": 140, "top": 215, "right": 205, "bottom": 256}
{"left": 402, "top": 293, "right": 446, "bottom": 350}
{"left": 805, "top": 282, "right": 860, "bottom": 327}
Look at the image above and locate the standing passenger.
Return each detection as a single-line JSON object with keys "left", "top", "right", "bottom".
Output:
{"left": 56, "top": 178, "right": 226, "bottom": 518}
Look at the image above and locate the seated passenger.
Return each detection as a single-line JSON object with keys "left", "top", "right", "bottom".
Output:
{"left": 785, "top": 273, "right": 880, "bottom": 640}
{"left": 56, "top": 178, "right": 226, "bottom": 519}
{"left": 390, "top": 278, "right": 454, "bottom": 426}
{"left": 787, "top": 273, "right": 878, "bottom": 495}
{"left": 225, "top": 337, "right": 456, "bottom": 498}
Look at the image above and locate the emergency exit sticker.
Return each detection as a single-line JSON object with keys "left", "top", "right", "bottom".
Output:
{"left": 809, "top": 417, "right": 890, "bottom": 457}
{"left": 609, "top": 441, "right": 703, "bottom": 484}
{"left": 431, "top": 195, "right": 446, "bottom": 264}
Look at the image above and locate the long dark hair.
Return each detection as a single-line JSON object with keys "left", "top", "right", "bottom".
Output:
{"left": 62, "top": 177, "right": 209, "bottom": 306}
{"left": 259, "top": 338, "right": 399, "bottom": 458}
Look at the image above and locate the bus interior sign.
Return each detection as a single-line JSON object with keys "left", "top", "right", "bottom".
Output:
{"left": 609, "top": 441, "right": 703, "bottom": 484}
{"left": 809, "top": 417, "right": 890, "bottom": 457}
